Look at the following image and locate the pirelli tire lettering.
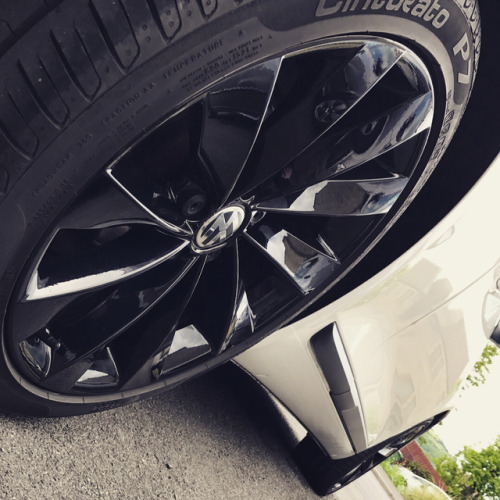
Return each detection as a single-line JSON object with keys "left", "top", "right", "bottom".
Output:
{"left": 313, "top": 0, "right": 479, "bottom": 104}
{"left": 316, "top": 0, "right": 451, "bottom": 28}
{"left": 453, "top": 33, "right": 473, "bottom": 85}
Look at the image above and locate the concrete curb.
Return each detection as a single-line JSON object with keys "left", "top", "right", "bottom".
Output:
{"left": 372, "top": 466, "right": 406, "bottom": 500}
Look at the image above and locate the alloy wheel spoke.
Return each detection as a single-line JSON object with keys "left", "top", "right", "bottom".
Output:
{"left": 26, "top": 226, "right": 189, "bottom": 301}
{"left": 186, "top": 244, "right": 240, "bottom": 353}
{"left": 118, "top": 258, "right": 206, "bottom": 390}
{"left": 42, "top": 359, "right": 96, "bottom": 393}
{"left": 245, "top": 226, "right": 339, "bottom": 294}
{"left": 10, "top": 294, "right": 84, "bottom": 344}
{"left": 253, "top": 175, "right": 409, "bottom": 216}
{"left": 232, "top": 41, "right": 405, "bottom": 198}
{"left": 74, "top": 348, "right": 120, "bottom": 389}
{"left": 252, "top": 91, "right": 432, "bottom": 203}
{"left": 236, "top": 236, "right": 303, "bottom": 328}
{"left": 107, "top": 165, "right": 192, "bottom": 238}
{"left": 220, "top": 281, "right": 255, "bottom": 352}
{"left": 53, "top": 256, "right": 195, "bottom": 357}
{"left": 199, "top": 58, "right": 282, "bottom": 204}
{"left": 56, "top": 176, "right": 157, "bottom": 230}
{"left": 19, "top": 256, "right": 196, "bottom": 389}
{"left": 323, "top": 91, "right": 433, "bottom": 177}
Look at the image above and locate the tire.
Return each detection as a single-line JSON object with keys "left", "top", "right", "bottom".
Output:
{"left": 0, "top": 0, "right": 479, "bottom": 416}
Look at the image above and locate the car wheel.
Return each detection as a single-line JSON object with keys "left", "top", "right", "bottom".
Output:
{"left": 0, "top": 0, "right": 479, "bottom": 416}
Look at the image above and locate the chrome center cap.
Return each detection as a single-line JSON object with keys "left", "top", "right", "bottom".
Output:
{"left": 193, "top": 205, "right": 246, "bottom": 251}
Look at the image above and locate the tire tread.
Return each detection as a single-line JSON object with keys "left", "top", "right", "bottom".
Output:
{"left": 7, "top": 69, "right": 60, "bottom": 148}
{"left": 0, "top": 0, "right": 481, "bottom": 209}
{"left": 0, "top": 91, "right": 39, "bottom": 159}
{"left": 90, "top": 0, "right": 140, "bottom": 70}
{"left": 146, "top": 0, "right": 182, "bottom": 41}
{"left": 0, "top": 1, "right": 60, "bottom": 53}
{"left": 49, "top": 29, "right": 100, "bottom": 99}
{"left": 16, "top": 60, "right": 65, "bottom": 129}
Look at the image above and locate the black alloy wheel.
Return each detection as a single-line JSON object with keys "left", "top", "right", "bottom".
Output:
{"left": 7, "top": 37, "right": 435, "bottom": 398}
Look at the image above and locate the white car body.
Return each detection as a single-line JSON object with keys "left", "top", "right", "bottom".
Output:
{"left": 236, "top": 154, "right": 500, "bottom": 459}
{"left": 398, "top": 467, "right": 453, "bottom": 499}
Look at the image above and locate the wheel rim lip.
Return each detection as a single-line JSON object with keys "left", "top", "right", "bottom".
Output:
{"left": 4, "top": 34, "right": 438, "bottom": 400}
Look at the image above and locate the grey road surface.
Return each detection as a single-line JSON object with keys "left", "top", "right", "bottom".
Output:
{"left": 0, "top": 364, "right": 400, "bottom": 499}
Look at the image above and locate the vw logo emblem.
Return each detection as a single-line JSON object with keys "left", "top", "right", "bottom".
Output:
{"left": 194, "top": 206, "right": 246, "bottom": 251}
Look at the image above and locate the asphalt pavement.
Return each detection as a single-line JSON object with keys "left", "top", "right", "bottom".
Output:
{"left": 0, "top": 364, "right": 401, "bottom": 499}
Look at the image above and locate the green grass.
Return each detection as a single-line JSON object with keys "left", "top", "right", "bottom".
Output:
{"left": 380, "top": 460, "right": 407, "bottom": 490}
{"left": 381, "top": 458, "right": 452, "bottom": 500}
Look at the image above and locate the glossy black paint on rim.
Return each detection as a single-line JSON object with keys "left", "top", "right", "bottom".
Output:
{"left": 6, "top": 37, "right": 435, "bottom": 398}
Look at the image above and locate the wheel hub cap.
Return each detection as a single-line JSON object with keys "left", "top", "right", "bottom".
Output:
{"left": 194, "top": 205, "right": 247, "bottom": 251}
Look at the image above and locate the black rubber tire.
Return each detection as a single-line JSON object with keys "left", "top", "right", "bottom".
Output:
{"left": 0, "top": 0, "right": 479, "bottom": 416}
